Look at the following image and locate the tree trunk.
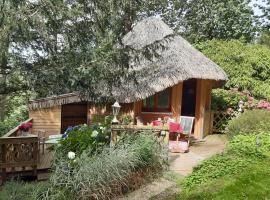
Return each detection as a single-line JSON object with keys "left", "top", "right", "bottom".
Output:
{"left": 0, "top": 53, "right": 7, "bottom": 121}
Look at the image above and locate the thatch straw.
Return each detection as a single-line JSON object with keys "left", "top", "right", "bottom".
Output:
{"left": 28, "top": 93, "right": 86, "bottom": 110}
{"left": 112, "top": 17, "right": 228, "bottom": 103}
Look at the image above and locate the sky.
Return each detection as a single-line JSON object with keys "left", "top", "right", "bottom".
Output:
{"left": 251, "top": 0, "right": 267, "bottom": 16}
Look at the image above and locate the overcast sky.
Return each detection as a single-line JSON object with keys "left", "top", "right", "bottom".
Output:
{"left": 251, "top": 0, "right": 267, "bottom": 16}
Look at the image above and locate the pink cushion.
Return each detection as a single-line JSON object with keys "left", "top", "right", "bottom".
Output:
{"left": 169, "top": 122, "right": 183, "bottom": 133}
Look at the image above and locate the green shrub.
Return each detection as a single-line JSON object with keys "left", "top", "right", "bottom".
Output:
{"left": 226, "top": 109, "right": 270, "bottom": 138}
{"left": 212, "top": 89, "right": 248, "bottom": 111}
{"left": 226, "top": 132, "right": 270, "bottom": 159}
{"left": 197, "top": 40, "right": 270, "bottom": 101}
{"left": 0, "top": 118, "right": 21, "bottom": 137}
{"left": 48, "top": 133, "right": 168, "bottom": 199}
{"left": 0, "top": 180, "right": 49, "bottom": 200}
{"left": 55, "top": 116, "right": 113, "bottom": 159}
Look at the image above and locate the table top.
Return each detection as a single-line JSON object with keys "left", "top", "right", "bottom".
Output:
{"left": 45, "top": 134, "right": 62, "bottom": 144}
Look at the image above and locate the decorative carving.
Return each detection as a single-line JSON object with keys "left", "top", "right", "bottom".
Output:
{"left": 4, "top": 143, "right": 35, "bottom": 164}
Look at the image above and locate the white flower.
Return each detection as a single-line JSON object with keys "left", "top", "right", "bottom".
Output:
{"left": 68, "top": 151, "right": 76, "bottom": 160}
{"left": 91, "top": 130, "right": 99, "bottom": 138}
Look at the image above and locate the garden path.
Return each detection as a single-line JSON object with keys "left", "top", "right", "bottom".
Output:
{"left": 169, "top": 134, "right": 228, "bottom": 176}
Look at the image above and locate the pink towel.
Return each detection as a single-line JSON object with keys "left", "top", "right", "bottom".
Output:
{"left": 169, "top": 122, "right": 183, "bottom": 133}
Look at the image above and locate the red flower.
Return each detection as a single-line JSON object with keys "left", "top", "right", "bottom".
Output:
{"left": 18, "top": 122, "right": 33, "bottom": 132}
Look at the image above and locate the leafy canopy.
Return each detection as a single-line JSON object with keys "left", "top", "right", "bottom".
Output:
{"left": 196, "top": 40, "right": 270, "bottom": 100}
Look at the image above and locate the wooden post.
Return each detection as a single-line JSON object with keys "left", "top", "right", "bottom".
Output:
{"left": 171, "top": 82, "right": 183, "bottom": 121}
{"left": 110, "top": 125, "right": 118, "bottom": 146}
{"left": 194, "top": 80, "right": 207, "bottom": 139}
{"left": 1, "top": 144, "right": 6, "bottom": 183}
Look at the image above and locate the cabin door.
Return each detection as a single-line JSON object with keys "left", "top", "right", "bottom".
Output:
{"left": 181, "top": 79, "right": 197, "bottom": 117}
{"left": 61, "top": 103, "right": 88, "bottom": 133}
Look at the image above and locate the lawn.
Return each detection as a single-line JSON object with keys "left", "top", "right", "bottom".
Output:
{"left": 176, "top": 160, "right": 270, "bottom": 200}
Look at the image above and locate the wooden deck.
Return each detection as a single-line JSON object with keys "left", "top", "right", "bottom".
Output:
{"left": 0, "top": 148, "right": 53, "bottom": 184}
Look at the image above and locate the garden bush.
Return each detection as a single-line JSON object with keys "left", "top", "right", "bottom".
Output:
{"left": 46, "top": 133, "right": 168, "bottom": 200}
{"left": 211, "top": 89, "right": 248, "bottom": 111}
{"left": 55, "top": 116, "right": 113, "bottom": 159}
{"left": 196, "top": 40, "right": 270, "bottom": 101}
{"left": 226, "top": 132, "right": 270, "bottom": 159}
{"left": 226, "top": 109, "right": 270, "bottom": 139}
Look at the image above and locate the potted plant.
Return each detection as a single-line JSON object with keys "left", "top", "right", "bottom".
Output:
{"left": 18, "top": 122, "right": 33, "bottom": 136}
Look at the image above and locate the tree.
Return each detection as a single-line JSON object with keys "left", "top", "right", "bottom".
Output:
{"left": 196, "top": 40, "right": 270, "bottom": 100}
{"left": 0, "top": 0, "right": 77, "bottom": 119}
{"left": 179, "top": 0, "right": 257, "bottom": 43}
{"left": 259, "top": 28, "right": 270, "bottom": 47}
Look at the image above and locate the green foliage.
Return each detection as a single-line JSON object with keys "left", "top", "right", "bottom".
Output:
{"left": 177, "top": 160, "right": 270, "bottom": 200}
{"left": 0, "top": 106, "right": 28, "bottom": 137}
{"left": 0, "top": 118, "right": 20, "bottom": 137}
{"left": 226, "top": 132, "right": 270, "bottom": 158}
{"left": 211, "top": 89, "right": 248, "bottom": 110}
{"left": 226, "top": 109, "right": 270, "bottom": 138}
{"left": 259, "top": 28, "right": 270, "bottom": 48}
{"left": 182, "top": 0, "right": 256, "bottom": 43}
{"left": 48, "top": 133, "right": 168, "bottom": 199}
{"left": 181, "top": 154, "right": 251, "bottom": 189}
{"left": 196, "top": 40, "right": 270, "bottom": 101}
{"left": 181, "top": 131, "right": 270, "bottom": 191}
{"left": 0, "top": 181, "right": 49, "bottom": 200}
{"left": 56, "top": 116, "right": 113, "bottom": 158}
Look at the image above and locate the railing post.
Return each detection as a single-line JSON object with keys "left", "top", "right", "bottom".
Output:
{"left": 110, "top": 129, "right": 118, "bottom": 146}
{"left": 1, "top": 144, "right": 6, "bottom": 184}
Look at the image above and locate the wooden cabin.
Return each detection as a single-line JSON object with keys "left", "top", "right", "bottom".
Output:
{"left": 28, "top": 18, "right": 228, "bottom": 139}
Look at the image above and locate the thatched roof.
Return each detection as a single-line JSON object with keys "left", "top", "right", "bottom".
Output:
{"left": 28, "top": 93, "right": 86, "bottom": 110}
{"left": 112, "top": 17, "right": 228, "bottom": 103}
{"left": 29, "top": 17, "right": 227, "bottom": 110}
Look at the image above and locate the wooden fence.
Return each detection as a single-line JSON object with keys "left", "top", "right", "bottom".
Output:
{"left": 210, "top": 111, "right": 239, "bottom": 134}
{"left": 0, "top": 118, "right": 38, "bottom": 184}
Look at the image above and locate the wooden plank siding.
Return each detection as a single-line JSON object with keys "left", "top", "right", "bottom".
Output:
{"left": 29, "top": 106, "right": 61, "bottom": 136}
{"left": 203, "top": 80, "right": 213, "bottom": 136}
{"left": 194, "top": 79, "right": 213, "bottom": 139}
{"left": 171, "top": 82, "right": 183, "bottom": 120}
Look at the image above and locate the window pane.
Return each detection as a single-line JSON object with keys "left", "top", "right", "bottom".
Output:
{"left": 143, "top": 95, "right": 154, "bottom": 109}
{"left": 157, "top": 88, "right": 170, "bottom": 109}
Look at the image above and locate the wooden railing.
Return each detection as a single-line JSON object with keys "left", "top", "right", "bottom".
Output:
{"left": 0, "top": 118, "right": 38, "bottom": 184}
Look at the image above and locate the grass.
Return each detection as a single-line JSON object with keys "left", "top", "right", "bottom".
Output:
{"left": 169, "top": 130, "right": 270, "bottom": 200}
{"left": 174, "top": 160, "right": 270, "bottom": 200}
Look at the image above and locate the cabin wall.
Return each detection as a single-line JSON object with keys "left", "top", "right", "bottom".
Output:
{"left": 29, "top": 106, "right": 61, "bottom": 136}
{"left": 134, "top": 80, "right": 214, "bottom": 139}
{"left": 134, "top": 82, "right": 182, "bottom": 124}
{"left": 88, "top": 103, "right": 134, "bottom": 124}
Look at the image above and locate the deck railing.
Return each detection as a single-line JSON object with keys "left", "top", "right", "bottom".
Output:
{"left": 0, "top": 118, "right": 38, "bottom": 184}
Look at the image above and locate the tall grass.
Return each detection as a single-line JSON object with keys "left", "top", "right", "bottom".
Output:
{"left": 45, "top": 133, "right": 168, "bottom": 200}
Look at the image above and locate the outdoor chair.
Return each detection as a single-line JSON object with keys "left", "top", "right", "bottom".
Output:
{"left": 179, "top": 116, "right": 195, "bottom": 144}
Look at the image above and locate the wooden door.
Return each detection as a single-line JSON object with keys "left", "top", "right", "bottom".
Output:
{"left": 61, "top": 103, "right": 88, "bottom": 133}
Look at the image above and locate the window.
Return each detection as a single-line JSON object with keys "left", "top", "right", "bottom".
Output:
{"left": 142, "top": 88, "right": 171, "bottom": 112}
